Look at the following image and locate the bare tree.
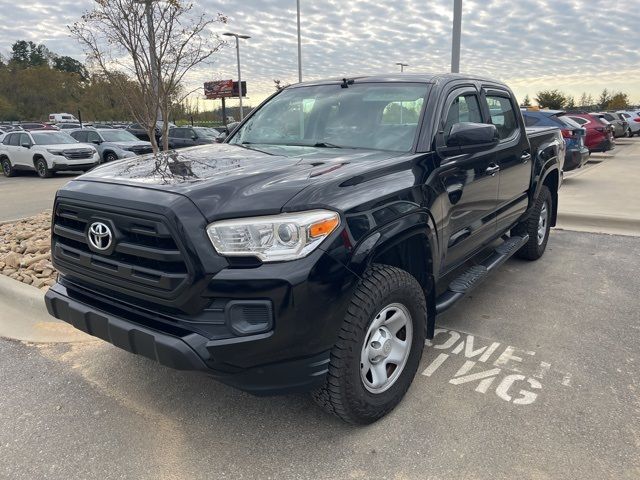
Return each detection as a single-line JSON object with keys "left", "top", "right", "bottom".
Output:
{"left": 70, "top": 1, "right": 227, "bottom": 152}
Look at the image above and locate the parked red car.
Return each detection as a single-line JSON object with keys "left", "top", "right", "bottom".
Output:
{"left": 566, "top": 113, "right": 614, "bottom": 153}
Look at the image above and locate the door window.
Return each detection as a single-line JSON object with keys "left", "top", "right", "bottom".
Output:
{"left": 169, "top": 128, "right": 185, "bottom": 139}
{"left": 86, "top": 131, "right": 101, "bottom": 143}
{"left": 443, "top": 93, "right": 483, "bottom": 139}
{"left": 72, "top": 131, "right": 88, "bottom": 142}
{"left": 18, "top": 133, "right": 31, "bottom": 146}
{"left": 485, "top": 95, "right": 518, "bottom": 140}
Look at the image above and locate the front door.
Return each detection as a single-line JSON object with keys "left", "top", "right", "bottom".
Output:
{"left": 437, "top": 88, "right": 499, "bottom": 272}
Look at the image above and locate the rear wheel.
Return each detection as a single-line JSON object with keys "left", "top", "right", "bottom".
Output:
{"left": 512, "top": 186, "right": 552, "bottom": 260}
{"left": 312, "top": 264, "right": 426, "bottom": 424}
{"left": 35, "top": 158, "right": 52, "bottom": 178}
{"left": 627, "top": 128, "right": 634, "bottom": 138}
{"left": 1, "top": 158, "right": 14, "bottom": 177}
{"left": 104, "top": 152, "right": 118, "bottom": 163}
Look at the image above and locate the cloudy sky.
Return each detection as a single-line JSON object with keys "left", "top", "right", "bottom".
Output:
{"left": 0, "top": 0, "right": 638, "bottom": 108}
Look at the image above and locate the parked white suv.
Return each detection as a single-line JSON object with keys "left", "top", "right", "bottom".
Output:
{"left": 0, "top": 130, "right": 99, "bottom": 178}
{"left": 616, "top": 110, "right": 640, "bottom": 137}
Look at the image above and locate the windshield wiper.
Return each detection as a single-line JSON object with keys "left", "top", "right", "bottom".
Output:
{"left": 312, "top": 142, "right": 343, "bottom": 148}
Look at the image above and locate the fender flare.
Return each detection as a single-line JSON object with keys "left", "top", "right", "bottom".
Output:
{"left": 345, "top": 210, "right": 439, "bottom": 338}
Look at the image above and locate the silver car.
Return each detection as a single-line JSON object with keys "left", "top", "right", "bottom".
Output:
{"left": 70, "top": 128, "right": 153, "bottom": 163}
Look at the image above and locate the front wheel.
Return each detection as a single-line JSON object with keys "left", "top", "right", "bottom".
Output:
{"left": 312, "top": 264, "right": 426, "bottom": 424}
{"left": 627, "top": 128, "right": 634, "bottom": 138}
{"left": 104, "top": 152, "right": 118, "bottom": 163}
{"left": 512, "top": 186, "right": 553, "bottom": 260}
{"left": 35, "top": 158, "right": 52, "bottom": 178}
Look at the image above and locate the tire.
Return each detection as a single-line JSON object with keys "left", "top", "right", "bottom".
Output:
{"left": 1, "top": 158, "right": 14, "bottom": 177}
{"left": 512, "top": 185, "right": 553, "bottom": 261}
{"left": 104, "top": 152, "right": 118, "bottom": 163}
{"left": 312, "top": 264, "right": 427, "bottom": 424}
{"left": 35, "top": 157, "right": 52, "bottom": 178}
{"left": 628, "top": 128, "right": 634, "bottom": 138}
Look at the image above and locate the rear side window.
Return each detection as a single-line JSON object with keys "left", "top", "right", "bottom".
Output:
{"left": 485, "top": 95, "right": 518, "bottom": 140}
{"left": 443, "top": 94, "right": 483, "bottom": 137}
{"left": 523, "top": 114, "right": 539, "bottom": 127}
{"left": 71, "top": 131, "right": 87, "bottom": 142}
{"left": 569, "top": 116, "right": 588, "bottom": 125}
{"left": 557, "top": 116, "right": 581, "bottom": 129}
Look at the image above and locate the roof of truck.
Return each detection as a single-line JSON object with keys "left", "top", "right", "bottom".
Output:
{"left": 292, "top": 73, "right": 505, "bottom": 88}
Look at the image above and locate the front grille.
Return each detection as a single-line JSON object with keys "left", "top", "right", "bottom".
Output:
{"left": 63, "top": 149, "right": 94, "bottom": 160}
{"left": 52, "top": 201, "right": 190, "bottom": 299}
{"left": 129, "top": 146, "right": 153, "bottom": 155}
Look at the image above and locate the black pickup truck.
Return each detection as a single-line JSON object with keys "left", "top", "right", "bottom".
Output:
{"left": 45, "top": 74, "right": 564, "bottom": 424}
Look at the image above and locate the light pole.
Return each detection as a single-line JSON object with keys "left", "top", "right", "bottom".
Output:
{"left": 223, "top": 32, "right": 251, "bottom": 120}
{"left": 296, "top": 0, "right": 302, "bottom": 82}
{"left": 451, "top": 0, "right": 462, "bottom": 73}
{"left": 396, "top": 62, "right": 409, "bottom": 72}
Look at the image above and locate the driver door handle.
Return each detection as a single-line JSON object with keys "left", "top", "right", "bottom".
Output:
{"left": 485, "top": 164, "right": 500, "bottom": 176}
{"left": 521, "top": 152, "right": 532, "bottom": 163}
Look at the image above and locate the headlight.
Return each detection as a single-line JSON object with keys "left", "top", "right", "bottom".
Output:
{"left": 46, "top": 149, "right": 64, "bottom": 155}
{"left": 206, "top": 210, "right": 340, "bottom": 262}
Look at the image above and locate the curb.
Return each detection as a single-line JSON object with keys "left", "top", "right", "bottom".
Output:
{"left": 557, "top": 212, "right": 640, "bottom": 237}
{"left": 0, "top": 274, "right": 92, "bottom": 343}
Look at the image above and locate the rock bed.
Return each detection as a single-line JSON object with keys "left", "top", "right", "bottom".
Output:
{"left": 0, "top": 212, "right": 56, "bottom": 291}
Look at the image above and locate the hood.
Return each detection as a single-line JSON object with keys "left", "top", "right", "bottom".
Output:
{"left": 75, "top": 143, "right": 397, "bottom": 220}
{"left": 106, "top": 140, "right": 152, "bottom": 148}
{"left": 46, "top": 143, "right": 96, "bottom": 151}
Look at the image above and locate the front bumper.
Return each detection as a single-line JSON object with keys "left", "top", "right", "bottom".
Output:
{"left": 45, "top": 280, "right": 334, "bottom": 395}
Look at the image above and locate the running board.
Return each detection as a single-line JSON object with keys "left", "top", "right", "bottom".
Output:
{"left": 435, "top": 234, "right": 529, "bottom": 314}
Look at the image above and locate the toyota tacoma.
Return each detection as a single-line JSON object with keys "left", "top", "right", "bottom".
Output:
{"left": 45, "top": 74, "right": 563, "bottom": 424}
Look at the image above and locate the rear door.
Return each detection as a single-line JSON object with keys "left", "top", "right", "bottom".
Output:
{"left": 482, "top": 89, "right": 531, "bottom": 232}
{"left": 437, "top": 87, "right": 500, "bottom": 272}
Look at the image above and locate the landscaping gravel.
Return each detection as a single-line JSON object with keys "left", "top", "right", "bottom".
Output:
{"left": 0, "top": 212, "right": 55, "bottom": 291}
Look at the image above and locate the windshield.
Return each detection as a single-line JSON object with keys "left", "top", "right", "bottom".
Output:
{"left": 31, "top": 132, "right": 77, "bottom": 145}
{"left": 100, "top": 130, "right": 139, "bottom": 142}
{"left": 229, "top": 83, "right": 429, "bottom": 152}
{"left": 194, "top": 127, "right": 220, "bottom": 138}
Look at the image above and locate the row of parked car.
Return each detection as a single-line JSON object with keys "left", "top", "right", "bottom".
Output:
{"left": 0, "top": 122, "right": 238, "bottom": 179}
{"left": 521, "top": 108, "right": 640, "bottom": 171}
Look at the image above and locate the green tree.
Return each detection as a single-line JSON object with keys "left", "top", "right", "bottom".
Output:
{"left": 520, "top": 94, "right": 531, "bottom": 107}
{"left": 10, "top": 40, "right": 50, "bottom": 67}
{"left": 565, "top": 96, "right": 575, "bottom": 110}
{"left": 52, "top": 55, "right": 89, "bottom": 81}
{"left": 605, "top": 92, "right": 630, "bottom": 110}
{"left": 598, "top": 89, "right": 610, "bottom": 110}
{"left": 535, "top": 90, "right": 567, "bottom": 109}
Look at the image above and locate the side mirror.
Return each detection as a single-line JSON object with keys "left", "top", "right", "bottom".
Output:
{"left": 92, "top": 140, "right": 102, "bottom": 145}
{"left": 21, "top": 141, "right": 31, "bottom": 149}
{"left": 191, "top": 134, "right": 197, "bottom": 140}
{"left": 440, "top": 122, "right": 499, "bottom": 156}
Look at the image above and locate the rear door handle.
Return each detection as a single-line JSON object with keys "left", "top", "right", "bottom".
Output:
{"left": 485, "top": 164, "right": 500, "bottom": 176}
{"left": 521, "top": 152, "right": 532, "bottom": 163}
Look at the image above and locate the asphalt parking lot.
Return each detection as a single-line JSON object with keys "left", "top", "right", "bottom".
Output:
{"left": 1, "top": 229, "right": 639, "bottom": 480}
{"left": 0, "top": 173, "right": 77, "bottom": 222}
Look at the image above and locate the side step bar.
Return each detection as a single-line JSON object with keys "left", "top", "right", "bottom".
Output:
{"left": 435, "top": 234, "right": 529, "bottom": 315}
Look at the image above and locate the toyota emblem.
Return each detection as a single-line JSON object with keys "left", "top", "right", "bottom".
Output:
{"left": 88, "top": 222, "right": 113, "bottom": 251}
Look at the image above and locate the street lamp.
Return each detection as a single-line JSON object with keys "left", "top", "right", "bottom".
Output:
{"left": 396, "top": 62, "right": 409, "bottom": 72}
{"left": 223, "top": 32, "right": 251, "bottom": 120}
{"left": 296, "top": 0, "right": 302, "bottom": 82}
{"left": 451, "top": 0, "right": 462, "bottom": 73}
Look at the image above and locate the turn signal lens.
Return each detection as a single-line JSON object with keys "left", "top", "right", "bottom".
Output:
{"left": 309, "top": 217, "right": 340, "bottom": 238}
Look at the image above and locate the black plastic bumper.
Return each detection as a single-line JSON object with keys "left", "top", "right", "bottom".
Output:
{"left": 52, "top": 162, "right": 99, "bottom": 171}
{"left": 45, "top": 282, "right": 331, "bottom": 395}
